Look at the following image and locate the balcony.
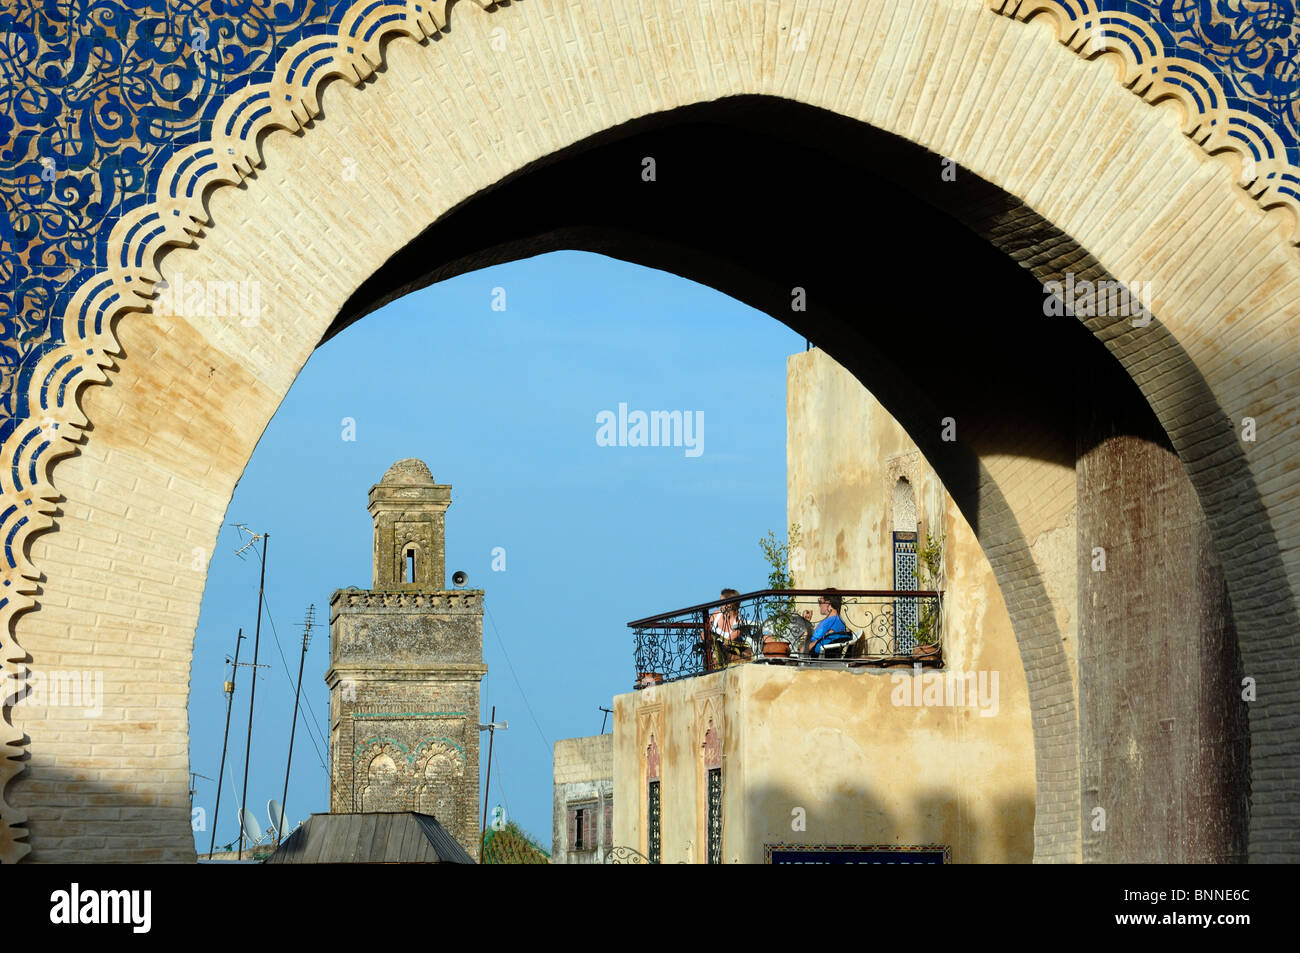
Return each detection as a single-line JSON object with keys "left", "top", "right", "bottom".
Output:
{"left": 628, "top": 588, "right": 944, "bottom": 688}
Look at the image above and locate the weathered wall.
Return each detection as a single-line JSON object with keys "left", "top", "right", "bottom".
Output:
{"left": 325, "top": 589, "right": 486, "bottom": 860}
{"left": 1077, "top": 383, "right": 1250, "bottom": 862}
{"left": 551, "top": 734, "right": 613, "bottom": 864}
{"left": 613, "top": 660, "right": 1035, "bottom": 863}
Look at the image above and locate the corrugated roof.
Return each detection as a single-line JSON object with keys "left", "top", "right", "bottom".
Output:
{"left": 264, "top": 812, "right": 475, "bottom": 864}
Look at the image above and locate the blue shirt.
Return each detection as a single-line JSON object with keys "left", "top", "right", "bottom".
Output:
{"left": 810, "top": 614, "right": 849, "bottom": 654}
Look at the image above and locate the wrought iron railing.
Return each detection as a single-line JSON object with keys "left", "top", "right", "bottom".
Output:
{"left": 629, "top": 588, "right": 943, "bottom": 687}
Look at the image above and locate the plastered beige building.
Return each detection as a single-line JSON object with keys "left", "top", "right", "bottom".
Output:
{"left": 552, "top": 735, "right": 614, "bottom": 864}
{"left": 611, "top": 349, "right": 1035, "bottom": 863}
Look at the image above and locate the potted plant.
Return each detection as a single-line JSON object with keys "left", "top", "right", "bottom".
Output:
{"left": 910, "top": 529, "right": 944, "bottom": 660}
{"left": 759, "top": 523, "right": 807, "bottom": 657}
{"left": 637, "top": 672, "right": 664, "bottom": 688}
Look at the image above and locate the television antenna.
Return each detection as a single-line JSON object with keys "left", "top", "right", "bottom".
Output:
{"left": 230, "top": 522, "right": 265, "bottom": 561}
{"left": 277, "top": 604, "right": 314, "bottom": 848}
{"left": 210, "top": 628, "right": 244, "bottom": 859}
{"left": 188, "top": 772, "right": 213, "bottom": 806}
{"left": 231, "top": 524, "right": 270, "bottom": 859}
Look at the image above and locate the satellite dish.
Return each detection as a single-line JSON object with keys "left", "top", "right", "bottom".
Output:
{"left": 267, "top": 799, "right": 288, "bottom": 837}
{"left": 241, "top": 808, "right": 263, "bottom": 845}
{"left": 452, "top": 571, "right": 468, "bottom": 587}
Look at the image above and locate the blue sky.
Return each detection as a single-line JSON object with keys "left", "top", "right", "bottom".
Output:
{"left": 188, "top": 250, "right": 804, "bottom": 852}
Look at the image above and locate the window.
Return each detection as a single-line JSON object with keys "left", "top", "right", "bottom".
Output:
{"left": 405, "top": 547, "right": 416, "bottom": 583}
{"left": 647, "top": 781, "right": 661, "bottom": 864}
{"left": 646, "top": 734, "right": 661, "bottom": 864}
{"left": 568, "top": 803, "right": 597, "bottom": 852}
{"left": 707, "top": 768, "right": 722, "bottom": 864}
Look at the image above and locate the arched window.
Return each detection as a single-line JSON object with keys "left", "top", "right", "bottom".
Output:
{"left": 404, "top": 546, "right": 416, "bottom": 584}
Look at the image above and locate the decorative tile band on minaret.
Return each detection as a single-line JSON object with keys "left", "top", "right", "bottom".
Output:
{"left": 324, "top": 458, "right": 487, "bottom": 861}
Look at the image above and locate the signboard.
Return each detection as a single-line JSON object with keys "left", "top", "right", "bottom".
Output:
{"left": 765, "top": 844, "right": 950, "bottom": 864}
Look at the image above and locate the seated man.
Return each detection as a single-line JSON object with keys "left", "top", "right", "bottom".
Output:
{"left": 808, "top": 590, "right": 851, "bottom": 658}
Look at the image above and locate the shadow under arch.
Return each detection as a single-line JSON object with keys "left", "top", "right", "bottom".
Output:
{"left": 318, "top": 95, "right": 1265, "bottom": 862}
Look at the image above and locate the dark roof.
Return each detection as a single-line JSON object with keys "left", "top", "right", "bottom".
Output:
{"left": 264, "top": 812, "right": 475, "bottom": 864}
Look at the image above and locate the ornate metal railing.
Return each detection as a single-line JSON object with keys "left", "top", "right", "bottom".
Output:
{"left": 629, "top": 588, "right": 943, "bottom": 687}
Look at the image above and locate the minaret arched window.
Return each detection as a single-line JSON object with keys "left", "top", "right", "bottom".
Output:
{"left": 405, "top": 546, "right": 416, "bottom": 584}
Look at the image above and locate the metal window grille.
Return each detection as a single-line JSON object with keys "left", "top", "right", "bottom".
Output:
{"left": 707, "top": 768, "right": 722, "bottom": 864}
{"left": 648, "top": 780, "right": 661, "bottom": 864}
{"left": 893, "top": 532, "right": 918, "bottom": 653}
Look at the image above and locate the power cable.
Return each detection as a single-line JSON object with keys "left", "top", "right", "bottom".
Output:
{"left": 484, "top": 606, "right": 551, "bottom": 758}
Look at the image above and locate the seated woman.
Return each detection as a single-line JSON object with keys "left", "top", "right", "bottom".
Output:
{"left": 709, "top": 588, "right": 753, "bottom": 665}
{"left": 808, "top": 589, "right": 851, "bottom": 658}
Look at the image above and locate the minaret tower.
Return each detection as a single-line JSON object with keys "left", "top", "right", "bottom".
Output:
{"left": 325, "top": 458, "right": 487, "bottom": 859}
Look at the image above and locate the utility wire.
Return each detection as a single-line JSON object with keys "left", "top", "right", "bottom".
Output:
{"left": 243, "top": 538, "right": 329, "bottom": 772}
{"left": 484, "top": 606, "right": 551, "bottom": 758}
{"left": 260, "top": 592, "right": 329, "bottom": 773}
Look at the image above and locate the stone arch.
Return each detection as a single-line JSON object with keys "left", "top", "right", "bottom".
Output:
{"left": 355, "top": 742, "right": 412, "bottom": 813}
{"left": 412, "top": 737, "right": 466, "bottom": 827}
{"left": 2, "top": 0, "right": 1295, "bottom": 863}
{"left": 360, "top": 753, "right": 402, "bottom": 812}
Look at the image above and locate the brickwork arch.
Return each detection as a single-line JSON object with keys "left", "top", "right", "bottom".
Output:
{"left": 3, "top": 0, "right": 1297, "bottom": 863}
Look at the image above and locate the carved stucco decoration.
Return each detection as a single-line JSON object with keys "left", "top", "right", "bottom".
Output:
{"left": 413, "top": 739, "right": 466, "bottom": 824}
{"left": 352, "top": 733, "right": 464, "bottom": 814}
{"left": 989, "top": 1, "right": 1300, "bottom": 236}
{"left": 356, "top": 738, "right": 415, "bottom": 812}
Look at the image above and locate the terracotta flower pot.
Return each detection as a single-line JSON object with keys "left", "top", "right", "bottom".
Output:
{"left": 912, "top": 643, "right": 940, "bottom": 659}
{"left": 637, "top": 672, "right": 664, "bottom": 688}
{"left": 763, "top": 639, "right": 791, "bottom": 658}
